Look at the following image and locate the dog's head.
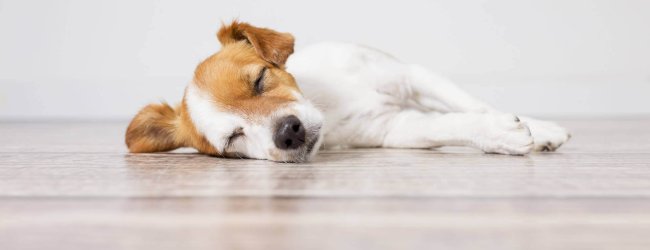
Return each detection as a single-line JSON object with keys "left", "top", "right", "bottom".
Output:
{"left": 126, "top": 21, "right": 324, "bottom": 162}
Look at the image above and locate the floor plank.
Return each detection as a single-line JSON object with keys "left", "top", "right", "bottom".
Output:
{"left": 1, "top": 119, "right": 649, "bottom": 250}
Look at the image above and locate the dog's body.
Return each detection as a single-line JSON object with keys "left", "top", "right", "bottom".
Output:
{"left": 126, "top": 22, "right": 570, "bottom": 162}
{"left": 289, "top": 42, "right": 570, "bottom": 153}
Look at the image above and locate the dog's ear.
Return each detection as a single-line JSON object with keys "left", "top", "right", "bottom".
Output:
{"left": 125, "top": 103, "right": 187, "bottom": 153}
{"left": 217, "top": 21, "right": 295, "bottom": 66}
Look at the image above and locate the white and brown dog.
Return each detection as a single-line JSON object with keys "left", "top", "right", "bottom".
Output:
{"left": 126, "top": 21, "right": 570, "bottom": 162}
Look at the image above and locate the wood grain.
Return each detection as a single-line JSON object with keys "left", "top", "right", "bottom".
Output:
{"left": 1, "top": 119, "right": 649, "bottom": 250}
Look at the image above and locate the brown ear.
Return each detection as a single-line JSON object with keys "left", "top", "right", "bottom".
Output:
{"left": 217, "top": 21, "right": 295, "bottom": 66}
{"left": 125, "top": 102, "right": 187, "bottom": 153}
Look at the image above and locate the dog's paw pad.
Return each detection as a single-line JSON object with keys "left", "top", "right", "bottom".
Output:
{"left": 539, "top": 142, "right": 554, "bottom": 152}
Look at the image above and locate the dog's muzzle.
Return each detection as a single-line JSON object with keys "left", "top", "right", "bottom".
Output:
{"left": 273, "top": 115, "right": 306, "bottom": 150}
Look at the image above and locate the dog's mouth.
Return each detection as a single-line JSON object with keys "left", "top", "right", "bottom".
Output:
{"left": 294, "top": 126, "right": 322, "bottom": 162}
{"left": 305, "top": 136, "right": 319, "bottom": 155}
{"left": 304, "top": 128, "right": 322, "bottom": 155}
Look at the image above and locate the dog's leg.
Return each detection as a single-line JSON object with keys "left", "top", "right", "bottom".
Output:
{"left": 406, "top": 64, "right": 496, "bottom": 113}
{"left": 404, "top": 65, "right": 571, "bottom": 152}
{"left": 382, "top": 111, "right": 534, "bottom": 155}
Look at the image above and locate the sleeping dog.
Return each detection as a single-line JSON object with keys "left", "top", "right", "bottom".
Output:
{"left": 126, "top": 21, "right": 570, "bottom": 162}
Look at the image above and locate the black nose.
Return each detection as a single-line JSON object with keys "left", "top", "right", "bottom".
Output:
{"left": 274, "top": 115, "right": 306, "bottom": 150}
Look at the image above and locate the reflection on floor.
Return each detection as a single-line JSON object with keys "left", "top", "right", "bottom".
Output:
{"left": 1, "top": 119, "right": 649, "bottom": 250}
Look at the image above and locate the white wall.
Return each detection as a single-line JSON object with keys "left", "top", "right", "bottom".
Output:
{"left": 1, "top": 0, "right": 649, "bottom": 120}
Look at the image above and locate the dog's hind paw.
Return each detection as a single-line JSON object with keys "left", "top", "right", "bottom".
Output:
{"left": 475, "top": 114, "right": 534, "bottom": 155}
{"left": 520, "top": 117, "right": 571, "bottom": 152}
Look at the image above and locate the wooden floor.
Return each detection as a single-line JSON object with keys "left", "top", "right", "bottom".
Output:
{"left": 1, "top": 119, "right": 650, "bottom": 250}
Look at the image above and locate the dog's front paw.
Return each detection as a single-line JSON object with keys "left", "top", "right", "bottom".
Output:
{"left": 475, "top": 114, "right": 534, "bottom": 155}
{"left": 520, "top": 117, "right": 571, "bottom": 152}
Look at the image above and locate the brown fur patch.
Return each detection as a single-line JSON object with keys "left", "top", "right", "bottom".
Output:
{"left": 217, "top": 21, "right": 294, "bottom": 66}
{"left": 125, "top": 101, "right": 220, "bottom": 155}
{"left": 125, "top": 103, "right": 185, "bottom": 153}
{"left": 193, "top": 41, "right": 300, "bottom": 120}
{"left": 126, "top": 21, "right": 301, "bottom": 155}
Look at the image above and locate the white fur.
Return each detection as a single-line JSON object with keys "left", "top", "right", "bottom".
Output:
{"left": 185, "top": 82, "right": 323, "bottom": 162}
{"left": 186, "top": 42, "right": 570, "bottom": 161}
{"left": 185, "top": 82, "right": 264, "bottom": 156}
{"left": 286, "top": 42, "right": 571, "bottom": 155}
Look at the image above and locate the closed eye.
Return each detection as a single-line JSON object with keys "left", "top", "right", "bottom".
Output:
{"left": 225, "top": 127, "right": 244, "bottom": 148}
{"left": 253, "top": 67, "right": 266, "bottom": 95}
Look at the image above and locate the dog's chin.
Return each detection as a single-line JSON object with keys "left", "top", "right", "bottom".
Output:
{"left": 271, "top": 128, "right": 323, "bottom": 163}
